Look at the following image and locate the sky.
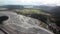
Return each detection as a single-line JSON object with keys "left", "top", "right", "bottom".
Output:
{"left": 0, "top": 0, "right": 60, "bottom": 6}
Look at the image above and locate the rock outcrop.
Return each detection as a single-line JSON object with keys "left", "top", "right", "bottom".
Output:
{"left": 0, "top": 11, "right": 54, "bottom": 34}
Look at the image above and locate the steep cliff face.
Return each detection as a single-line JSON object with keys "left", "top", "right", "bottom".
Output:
{"left": 0, "top": 11, "right": 53, "bottom": 34}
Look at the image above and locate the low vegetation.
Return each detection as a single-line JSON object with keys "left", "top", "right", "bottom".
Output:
{"left": 15, "top": 9, "right": 48, "bottom": 15}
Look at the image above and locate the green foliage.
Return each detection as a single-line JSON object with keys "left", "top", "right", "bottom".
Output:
{"left": 16, "top": 9, "right": 48, "bottom": 15}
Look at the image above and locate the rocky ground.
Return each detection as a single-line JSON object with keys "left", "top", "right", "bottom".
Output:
{"left": 0, "top": 11, "right": 54, "bottom": 34}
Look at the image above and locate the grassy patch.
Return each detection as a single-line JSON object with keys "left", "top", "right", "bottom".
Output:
{"left": 15, "top": 9, "right": 48, "bottom": 15}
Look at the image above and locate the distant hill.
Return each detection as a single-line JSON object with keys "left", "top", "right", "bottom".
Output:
{"left": 33, "top": 5, "right": 54, "bottom": 10}
{"left": 23, "top": 5, "right": 55, "bottom": 11}
{"left": 0, "top": 5, "right": 57, "bottom": 13}
{"left": 0, "top": 5, "right": 24, "bottom": 10}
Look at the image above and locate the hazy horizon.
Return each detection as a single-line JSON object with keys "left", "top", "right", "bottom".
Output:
{"left": 0, "top": 0, "right": 60, "bottom": 6}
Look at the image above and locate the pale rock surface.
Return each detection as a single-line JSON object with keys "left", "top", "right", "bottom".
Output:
{"left": 0, "top": 11, "right": 54, "bottom": 34}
